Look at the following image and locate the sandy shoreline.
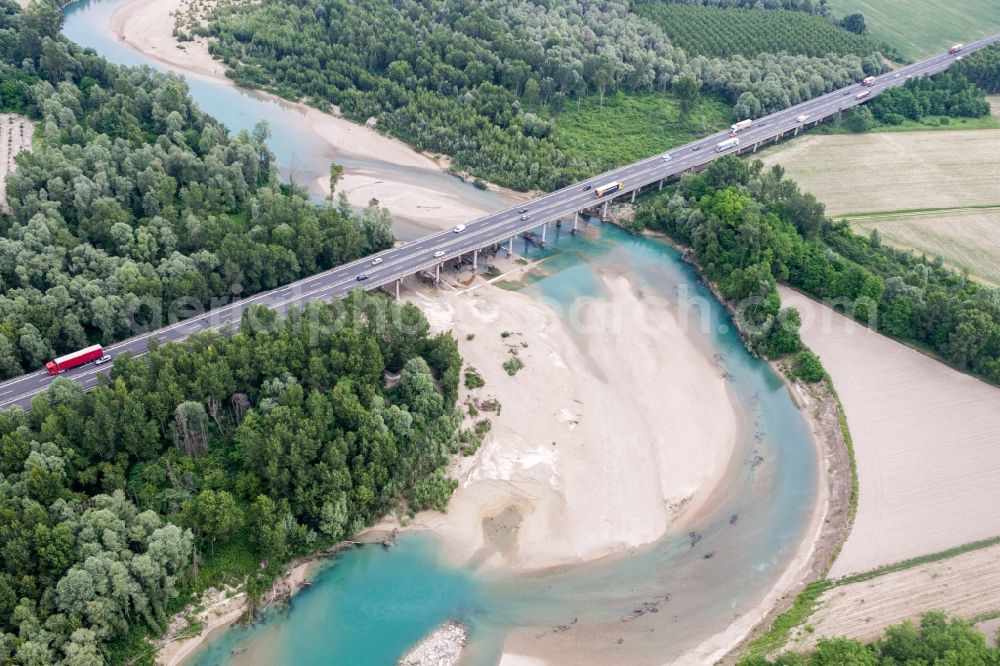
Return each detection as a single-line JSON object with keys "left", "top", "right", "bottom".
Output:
{"left": 108, "top": 0, "right": 529, "bottom": 231}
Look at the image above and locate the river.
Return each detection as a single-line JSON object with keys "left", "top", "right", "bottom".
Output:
{"left": 61, "top": 2, "right": 821, "bottom": 664}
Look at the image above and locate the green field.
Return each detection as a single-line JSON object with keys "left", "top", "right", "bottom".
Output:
{"left": 552, "top": 92, "right": 732, "bottom": 168}
{"left": 828, "top": 0, "right": 1000, "bottom": 60}
{"left": 635, "top": 3, "right": 881, "bottom": 58}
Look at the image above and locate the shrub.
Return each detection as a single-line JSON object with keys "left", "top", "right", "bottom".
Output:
{"left": 793, "top": 351, "right": 826, "bottom": 383}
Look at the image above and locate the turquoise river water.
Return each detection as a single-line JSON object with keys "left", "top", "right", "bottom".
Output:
{"left": 61, "top": 3, "right": 821, "bottom": 664}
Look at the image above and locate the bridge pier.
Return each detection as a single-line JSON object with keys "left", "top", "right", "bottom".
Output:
{"left": 435, "top": 264, "right": 440, "bottom": 285}
{"left": 793, "top": 126, "right": 799, "bottom": 136}
{"left": 573, "top": 212, "right": 579, "bottom": 233}
{"left": 395, "top": 279, "right": 400, "bottom": 301}
{"left": 540, "top": 222, "right": 547, "bottom": 243}
{"left": 753, "top": 142, "right": 759, "bottom": 153}
{"left": 473, "top": 249, "right": 478, "bottom": 272}
{"left": 658, "top": 178, "right": 664, "bottom": 191}
{"left": 507, "top": 235, "right": 514, "bottom": 257}
{"left": 602, "top": 200, "right": 609, "bottom": 220}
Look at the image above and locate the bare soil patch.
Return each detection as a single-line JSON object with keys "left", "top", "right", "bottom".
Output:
{"left": 780, "top": 286, "right": 1000, "bottom": 578}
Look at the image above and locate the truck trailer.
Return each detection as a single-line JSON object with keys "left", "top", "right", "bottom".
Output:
{"left": 729, "top": 119, "right": 752, "bottom": 134}
{"left": 949, "top": 44, "right": 964, "bottom": 54}
{"left": 716, "top": 137, "right": 740, "bottom": 152}
{"left": 594, "top": 181, "right": 623, "bottom": 197}
{"left": 855, "top": 90, "right": 871, "bottom": 100}
{"left": 861, "top": 76, "right": 877, "bottom": 86}
{"left": 45, "top": 345, "right": 105, "bottom": 375}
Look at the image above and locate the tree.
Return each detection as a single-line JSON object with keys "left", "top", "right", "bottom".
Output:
{"left": 192, "top": 490, "right": 244, "bottom": 554}
{"left": 792, "top": 351, "right": 825, "bottom": 382}
{"left": 840, "top": 12, "right": 867, "bottom": 35}
{"left": 174, "top": 401, "right": 210, "bottom": 456}
{"left": 674, "top": 74, "right": 702, "bottom": 121}
{"left": 327, "top": 163, "right": 344, "bottom": 202}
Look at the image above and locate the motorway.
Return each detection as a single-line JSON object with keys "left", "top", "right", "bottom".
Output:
{"left": 2, "top": 34, "right": 999, "bottom": 410}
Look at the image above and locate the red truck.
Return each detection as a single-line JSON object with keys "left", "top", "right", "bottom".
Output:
{"left": 45, "top": 344, "right": 109, "bottom": 375}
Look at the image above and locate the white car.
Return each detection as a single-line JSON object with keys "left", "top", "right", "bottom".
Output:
{"left": 434, "top": 250, "right": 445, "bottom": 258}
{"left": 894, "top": 73, "right": 900, "bottom": 78}
{"left": 371, "top": 257, "right": 383, "bottom": 266}
{"left": 95, "top": 354, "right": 112, "bottom": 366}
{"left": 661, "top": 153, "right": 672, "bottom": 161}
{"left": 453, "top": 224, "right": 466, "bottom": 233}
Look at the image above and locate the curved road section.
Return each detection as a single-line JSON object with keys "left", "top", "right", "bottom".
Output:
{"left": 2, "top": 35, "right": 998, "bottom": 410}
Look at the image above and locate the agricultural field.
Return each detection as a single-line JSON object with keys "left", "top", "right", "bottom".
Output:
{"left": 552, "top": 92, "right": 731, "bottom": 168}
{"left": 635, "top": 3, "right": 882, "bottom": 58}
{"left": 780, "top": 287, "right": 1000, "bottom": 579}
{"left": 785, "top": 541, "right": 1000, "bottom": 653}
{"left": 759, "top": 130, "right": 1000, "bottom": 216}
{"left": 849, "top": 208, "right": 1000, "bottom": 286}
{"left": 827, "top": 0, "right": 1000, "bottom": 60}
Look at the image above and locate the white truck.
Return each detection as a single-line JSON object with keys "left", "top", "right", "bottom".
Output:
{"left": 795, "top": 114, "right": 810, "bottom": 123}
{"left": 730, "top": 119, "right": 752, "bottom": 134}
{"left": 716, "top": 137, "right": 740, "bottom": 152}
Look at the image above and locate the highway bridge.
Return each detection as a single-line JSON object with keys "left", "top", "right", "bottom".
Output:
{"left": 2, "top": 34, "right": 999, "bottom": 410}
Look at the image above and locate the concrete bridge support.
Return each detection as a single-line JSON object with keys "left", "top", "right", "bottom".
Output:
{"left": 472, "top": 249, "right": 478, "bottom": 272}
{"left": 573, "top": 212, "right": 579, "bottom": 232}
{"left": 435, "top": 264, "right": 440, "bottom": 285}
{"left": 602, "top": 200, "right": 609, "bottom": 220}
{"left": 395, "top": 279, "right": 400, "bottom": 301}
{"left": 507, "top": 236, "right": 514, "bottom": 257}
{"left": 659, "top": 178, "right": 664, "bottom": 191}
{"left": 541, "top": 222, "right": 547, "bottom": 244}
{"left": 631, "top": 189, "right": 637, "bottom": 203}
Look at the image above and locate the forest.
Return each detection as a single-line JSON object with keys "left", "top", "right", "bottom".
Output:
{"left": 0, "top": 291, "right": 468, "bottom": 664}
{"left": 0, "top": 1, "right": 393, "bottom": 380}
{"left": 631, "top": 156, "right": 1000, "bottom": 383}
{"left": 741, "top": 611, "right": 1000, "bottom": 664}
{"left": 200, "top": 0, "right": 884, "bottom": 191}
{"left": 954, "top": 43, "right": 1000, "bottom": 93}
{"left": 633, "top": 4, "right": 880, "bottom": 58}
{"left": 868, "top": 72, "right": 991, "bottom": 124}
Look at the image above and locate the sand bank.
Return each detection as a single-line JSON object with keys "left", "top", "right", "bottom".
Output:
{"left": 109, "top": 0, "right": 526, "bottom": 230}
{"left": 410, "top": 268, "right": 739, "bottom": 571}
{"left": 781, "top": 286, "right": 1000, "bottom": 578}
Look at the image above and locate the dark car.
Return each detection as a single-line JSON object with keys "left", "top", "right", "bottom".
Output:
{"left": 583, "top": 184, "right": 591, "bottom": 191}
{"left": 357, "top": 274, "right": 369, "bottom": 281}
{"left": 692, "top": 145, "right": 702, "bottom": 151}
{"left": 519, "top": 207, "right": 528, "bottom": 213}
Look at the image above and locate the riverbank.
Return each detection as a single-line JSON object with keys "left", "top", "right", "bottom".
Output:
{"left": 155, "top": 559, "right": 315, "bottom": 666}
{"left": 108, "top": 0, "right": 530, "bottom": 230}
